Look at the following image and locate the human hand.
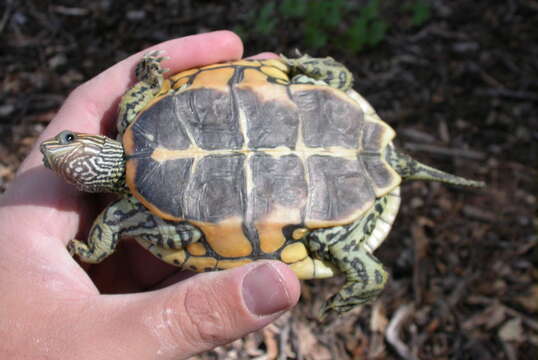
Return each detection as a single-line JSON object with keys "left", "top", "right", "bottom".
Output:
{"left": 0, "top": 31, "right": 300, "bottom": 359}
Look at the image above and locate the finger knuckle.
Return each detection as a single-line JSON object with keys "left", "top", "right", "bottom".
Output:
{"left": 168, "top": 282, "right": 236, "bottom": 349}
{"left": 66, "top": 83, "right": 101, "bottom": 121}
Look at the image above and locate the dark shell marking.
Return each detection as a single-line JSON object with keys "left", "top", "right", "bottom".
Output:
{"left": 124, "top": 61, "right": 399, "bottom": 249}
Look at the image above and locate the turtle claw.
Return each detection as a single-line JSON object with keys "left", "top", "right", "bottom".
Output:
{"left": 144, "top": 50, "right": 171, "bottom": 66}
{"left": 67, "top": 240, "right": 76, "bottom": 257}
{"left": 144, "top": 49, "right": 166, "bottom": 58}
{"left": 136, "top": 49, "right": 169, "bottom": 89}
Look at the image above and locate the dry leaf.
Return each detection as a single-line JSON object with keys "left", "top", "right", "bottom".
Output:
{"left": 514, "top": 285, "right": 538, "bottom": 313}
{"left": 498, "top": 318, "right": 524, "bottom": 343}
{"left": 370, "top": 302, "right": 388, "bottom": 333}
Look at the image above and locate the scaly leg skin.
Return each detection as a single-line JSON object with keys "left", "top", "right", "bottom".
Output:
{"left": 68, "top": 196, "right": 202, "bottom": 263}
{"left": 116, "top": 50, "right": 170, "bottom": 136}
{"left": 307, "top": 194, "right": 398, "bottom": 320}
{"left": 135, "top": 238, "right": 188, "bottom": 267}
{"left": 282, "top": 51, "right": 354, "bottom": 91}
{"left": 319, "top": 244, "right": 387, "bottom": 320}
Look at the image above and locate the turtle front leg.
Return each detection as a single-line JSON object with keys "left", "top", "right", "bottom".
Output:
{"left": 116, "top": 50, "right": 170, "bottom": 136}
{"left": 68, "top": 196, "right": 202, "bottom": 263}
{"left": 67, "top": 198, "right": 130, "bottom": 263}
{"left": 282, "top": 52, "right": 354, "bottom": 91}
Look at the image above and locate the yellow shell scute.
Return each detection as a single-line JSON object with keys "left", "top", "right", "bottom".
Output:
{"left": 153, "top": 248, "right": 186, "bottom": 266}
{"left": 260, "top": 59, "right": 288, "bottom": 72}
{"left": 156, "top": 79, "right": 171, "bottom": 96}
{"left": 184, "top": 256, "right": 217, "bottom": 271}
{"left": 186, "top": 242, "right": 206, "bottom": 256}
{"left": 292, "top": 228, "right": 309, "bottom": 240}
{"left": 171, "top": 76, "right": 191, "bottom": 90}
{"left": 280, "top": 242, "right": 308, "bottom": 264}
{"left": 258, "top": 205, "right": 303, "bottom": 254}
{"left": 232, "top": 60, "right": 261, "bottom": 67}
{"left": 242, "top": 68, "right": 269, "bottom": 84}
{"left": 259, "top": 65, "right": 289, "bottom": 83}
{"left": 274, "top": 78, "right": 290, "bottom": 85}
{"left": 189, "top": 66, "right": 234, "bottom": 90}
{"left": 289, "top": 257, "right": 338, "bottom": 280}
{"left": 217, "top": 259, "right": 253, "bottom": 270}
{"left": 196, "top": 217, "right": 252, "bottom": 258}
{"left": 170, "top": 68, "right": 199, "bottom": 81}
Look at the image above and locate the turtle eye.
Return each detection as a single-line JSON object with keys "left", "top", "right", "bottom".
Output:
{"left": 58, "top": 131, "right": 76, "bottom": 145}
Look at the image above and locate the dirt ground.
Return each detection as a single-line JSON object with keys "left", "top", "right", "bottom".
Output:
{"left": 1, "top": 1, "right": 536, "bottom": 359}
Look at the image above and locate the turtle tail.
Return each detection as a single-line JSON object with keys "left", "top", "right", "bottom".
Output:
{"left": 386, "top": 145, "right": 485, "bottom": 187}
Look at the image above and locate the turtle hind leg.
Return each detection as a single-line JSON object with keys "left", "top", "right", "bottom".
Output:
{"left": 282, "top": 52, "right": 354, "bottom": 91}
{"left": 319, "top": 247, "right": 388, "bottom": 320}
{"left": 307, "top": 194, "right": 398, "bottom": 320}
{"left": 305, "top": 232, "right": 389, "bottom": 320}
{"left": 116, "top": 50, "right": 171, "bottom": 136}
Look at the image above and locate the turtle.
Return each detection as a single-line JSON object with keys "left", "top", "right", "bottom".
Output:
{"left": 40, "top": 50, "right": 484, "bottom": 318}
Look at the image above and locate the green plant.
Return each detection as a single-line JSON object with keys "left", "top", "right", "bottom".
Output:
{"left": 344, "top": 0, "right": 389, "bottom": 53}
{"left": 285, "top": 0, "right": 390, "bottom": 52}
{"left": 242, "top": 0, "right": 430, "bottom": 54}
{"left": 279, "top": 0, "right": 307, "bottom": 18}
{"left": 253, "top": 2, "right": 278, "bottom": 36}
{"left": 279, "top": 0, "right": 346, "bottom": 49}
{"left": 404, "top": 0, "right": 432, "bottom": 27}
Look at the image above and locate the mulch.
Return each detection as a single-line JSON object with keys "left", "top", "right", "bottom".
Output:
{"left": 1, "top": 1, "right": 536, "bottom": 359}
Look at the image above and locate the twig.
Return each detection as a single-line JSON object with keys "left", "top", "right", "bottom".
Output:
{"left": 51, "top": 5, "right": 90, "bottom": 16}
{"left": 278, "top": 320, "right": 291, "bottom": 360}
{"left": 0, "top": 0, "right": 14, "bottom": 35}
{"left": 468, "top": 296, "right": 538, "bottom": 331}
{"left": 386, "top": 304, "right": 418, "bottom": 360}
{"left": 400, "top": 128, "right": 436, "bottom": 144}
{"left": 503, "top": 306, "right": 538, "bottom": 332}
{"left": 262, "top": 324, "right": 279, "bottom": 360}
{"left": 404, "top": 143, "right": 486, "bottom": 160}
{"left": 462, "top": 205, "right": 497, "bottom": 222}
{"left": 476, "top": 88, "right": 538, "bottom": 101}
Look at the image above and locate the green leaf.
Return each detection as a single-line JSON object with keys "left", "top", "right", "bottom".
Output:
{"left": 233, "top": 25, "right": 247, "bottom": 40}
{"left": 254, "top": 2, "right": 277, "bottom": 35}
{"left": 409, "top": 0, "right": 431, "bottom": 27}
{"left": 259, "top": 2, "right": 275, "bottom": 19}
{"left": 280, "top": 0, "right": 307, "bottom": 18}
{"left": 368, "top": 20, "right": 388, "bottom": 46}
{"left": 361, "top": 0, "right": 380, "bottom": 21}
{"left": 305, "top": 0, "right": 325, "bottom": 27}
{"left": 321, "top": 0, "right": 344, "bottom": 27}
{"left": 304, "top": 26, "right": 327, "bottom": 49}
{"left": 346, "top": 16, "right": 368, "bottom": 53}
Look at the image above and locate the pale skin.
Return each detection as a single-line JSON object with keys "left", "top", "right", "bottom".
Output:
{"left": 0, "top": 31, "right": 300, "bottom": 359}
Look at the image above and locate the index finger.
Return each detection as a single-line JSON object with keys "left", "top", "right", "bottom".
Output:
{"left": 20, "top": 30, "right": 244, "bottom": 174}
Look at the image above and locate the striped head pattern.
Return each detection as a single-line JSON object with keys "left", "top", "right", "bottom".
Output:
{"left": 40, "top": 131, "right": 125, "bottom": 193}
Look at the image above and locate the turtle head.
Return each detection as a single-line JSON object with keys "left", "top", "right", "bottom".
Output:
{"left": 40, "top": 131, "right": 126, "bottom": 193}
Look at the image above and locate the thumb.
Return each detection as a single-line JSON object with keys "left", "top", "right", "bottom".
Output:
{"left": 96, "top": 261, "right": 300, "bottom": 359}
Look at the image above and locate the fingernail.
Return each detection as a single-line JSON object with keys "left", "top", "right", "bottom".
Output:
{"left": 242, "top": 263, "right": 291, "bottom": 316}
